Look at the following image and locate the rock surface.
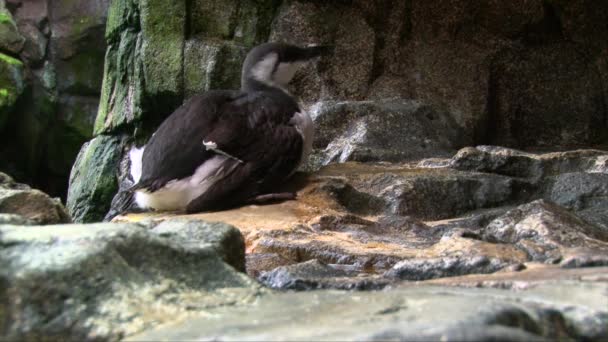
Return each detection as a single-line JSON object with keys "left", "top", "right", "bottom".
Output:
{"left": 0, "top": 219, "right": 258, "bottom": 340}
{"left": 0, "top": 172, "right": 70, "bottom": 224}
{"left": 130, "top": 270, "right": 608, "bottom": 341}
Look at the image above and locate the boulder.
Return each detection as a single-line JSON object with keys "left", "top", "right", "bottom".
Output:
{"left": 0, "top": 219, "right": 256, "bottom": 340}
{"left": 67, "top": 135, "right": 124, "bottom": 223}
{"left": 0, "top": 172, "right": 70, "bottom": 224}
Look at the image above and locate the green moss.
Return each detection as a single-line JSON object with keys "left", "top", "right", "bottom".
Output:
{"left": 0, "top": 13, "right": 12, "bottom": 24}
{"left": 0, "top": 53, "right": 22, "bottom": 66}
{"left": 66, "top": 135, "right": 123, "bottom": 223}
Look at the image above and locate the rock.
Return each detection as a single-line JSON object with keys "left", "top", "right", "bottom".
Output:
{"left": 490, "top": 43, "right": 606, "bottom": 147}
{"left": 270, "top": 1, "right": 375, "bottom": 101}
{"left": 0, "top": 213, "right": 34, "bottom": 225}
{"left": 307, "top": 100, "right": 466, "bottom": 169}
{"left": 386, "top": 256, "right": 511, "bottom": 281}
{"left": 16, "top": 21, "right": 47, "bottom": 65}
{"left": 183, "top": 39, "right": 247, "bottom": 97}
{"left": 0, "top": 219, "right": 257, "bottom": 340}
{"left": 130, "top": 275, "right": 608, "bottom": 341}
{"left": 449, "top": 146, "right": 608, "bottom": 180}
{"left": 67, "top": 135, "right": 124, "bottom": 223}
{"left": 0, "top": 52, "right": 24, "bottom": 130}
{"left": 0, "top": 172, "right": 71, "bottom": 224}
{"left": 0, "top": 4, "right": 24, "bottom": 54}
{"left": 314, "top": 162, "right": 530, "bottom": 220}
{"left": 259, "top": 259, "right": 391, "bottom": 291}
{"left": 546, "top": 172, "right": 608, "bottom": 211}
{"left": 483, "top": 200, "right": 608, "bottom": 264}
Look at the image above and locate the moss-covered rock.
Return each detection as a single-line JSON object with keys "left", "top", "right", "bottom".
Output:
{"left": 94, "top": 30, "right": 144, "bottom": 134}
{"left": 66, "top": 135, "right": 124, "bottom": 223}
{"left": 0, "top": 5, "right": 25, "bottom": 54}
{"left": 0, "top": 52, "right": 24, "bottom": 130}
{"left": 139, "top": 0, "right": 184, "bottom": 107}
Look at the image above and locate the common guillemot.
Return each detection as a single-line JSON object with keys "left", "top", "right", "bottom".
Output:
{"left": 128, "top": 42, "right": 330, "bottom": 213}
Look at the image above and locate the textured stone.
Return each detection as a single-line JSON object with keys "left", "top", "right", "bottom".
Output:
{"left": 308, "top": 100, "right": 466, "bottom": 169}
{"left": 270, "top": 1, "right": 375, "bottom": 101}
{"left": 0, "top": 172, "right": 70, "bottom": 224}
{"left": 489, "top": 44, "right": 606, "bottom": 147}
{"left": 130, "top": 279, "right": 608, "bottom": 341}
{"left": 183, "top": 39, "right": 247, "bottom": 97}
{"left": 259, "top": 259, "right": 391, "bottom": 291}
{"left": 483, "top": 200, "right": 608, "bottom": 263}
{"left": 16, "top": 21, "right": 46, "bottom": 65}
{"left": 0, "top": 219, "right": 256, "bottom": 340}
{"left": 67, "top": 135, "right": 123, "bottom": 223}
{"left": 386, "top": 256, "right": 511, "bottom": 281}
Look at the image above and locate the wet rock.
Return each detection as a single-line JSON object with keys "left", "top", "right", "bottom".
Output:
{"left": 483, "top": 200, "right": 608, "bottom": 264}
{"left": 259, "top": 259, "right": 391, "bottom": 291}
{"left": 129, "top": 278, "right": 608, "bottom": 341}
{"left": 0, "top": 219, "right": 257, "bottom": 341}
{"left": 67, "top": 135, "right": 124, "bottom": 223}
{"left": 0, "top": 172, "right": 71, "bottom": 224}
{"left": 308, "top": 100, "right": 465, "bottom": 169}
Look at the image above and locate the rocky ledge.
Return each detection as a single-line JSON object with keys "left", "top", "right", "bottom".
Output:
{"left": 116, "top": 146, "right": 608, "bottom": 289}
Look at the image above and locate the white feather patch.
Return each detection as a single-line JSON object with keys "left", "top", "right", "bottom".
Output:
{"left": 128, "top": 145, "right": 145, "bottom": 184}
{"left": 290, "top": 110, "right": 314, "bottom": 174}
{"left": 134, "top": 155, "right": 230, "bottom": 211}
{"left": 251, "top": 52, "right": 278, "bottom": 85}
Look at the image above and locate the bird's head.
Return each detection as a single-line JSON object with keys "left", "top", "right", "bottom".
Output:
{"left": 241, "top": 42, "right": 332, "bottom": 93}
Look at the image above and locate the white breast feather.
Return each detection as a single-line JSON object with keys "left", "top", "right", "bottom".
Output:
{"left": 290, "top": 110, "right": 314, "bottom": 173}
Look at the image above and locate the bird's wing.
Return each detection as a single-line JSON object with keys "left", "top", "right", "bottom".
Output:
{"left": 184, "top": 92, "right": 305, "bottom": 212}
{"left": 133, "top": 90, "right": 241, "bottom": 192}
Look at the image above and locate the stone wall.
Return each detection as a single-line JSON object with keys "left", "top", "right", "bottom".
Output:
{"left": 64, "top": 0, "right": 608, "bottom": 222}
{"left": 0, "top": 0, "right": 109, "bottom": 199}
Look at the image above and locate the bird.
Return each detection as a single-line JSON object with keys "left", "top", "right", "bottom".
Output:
{"left": 127, "top": 42, "right": 330, "bottom": 213}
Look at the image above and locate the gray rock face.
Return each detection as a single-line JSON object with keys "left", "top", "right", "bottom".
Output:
{"left": 0, "top": 219, "right": 257, "bottom": 341}
{"left": 0, "top": 172, "right": 70, "bottom": 224}
{"left": 307, "top": 100, "right": 465, "bottom": 169}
